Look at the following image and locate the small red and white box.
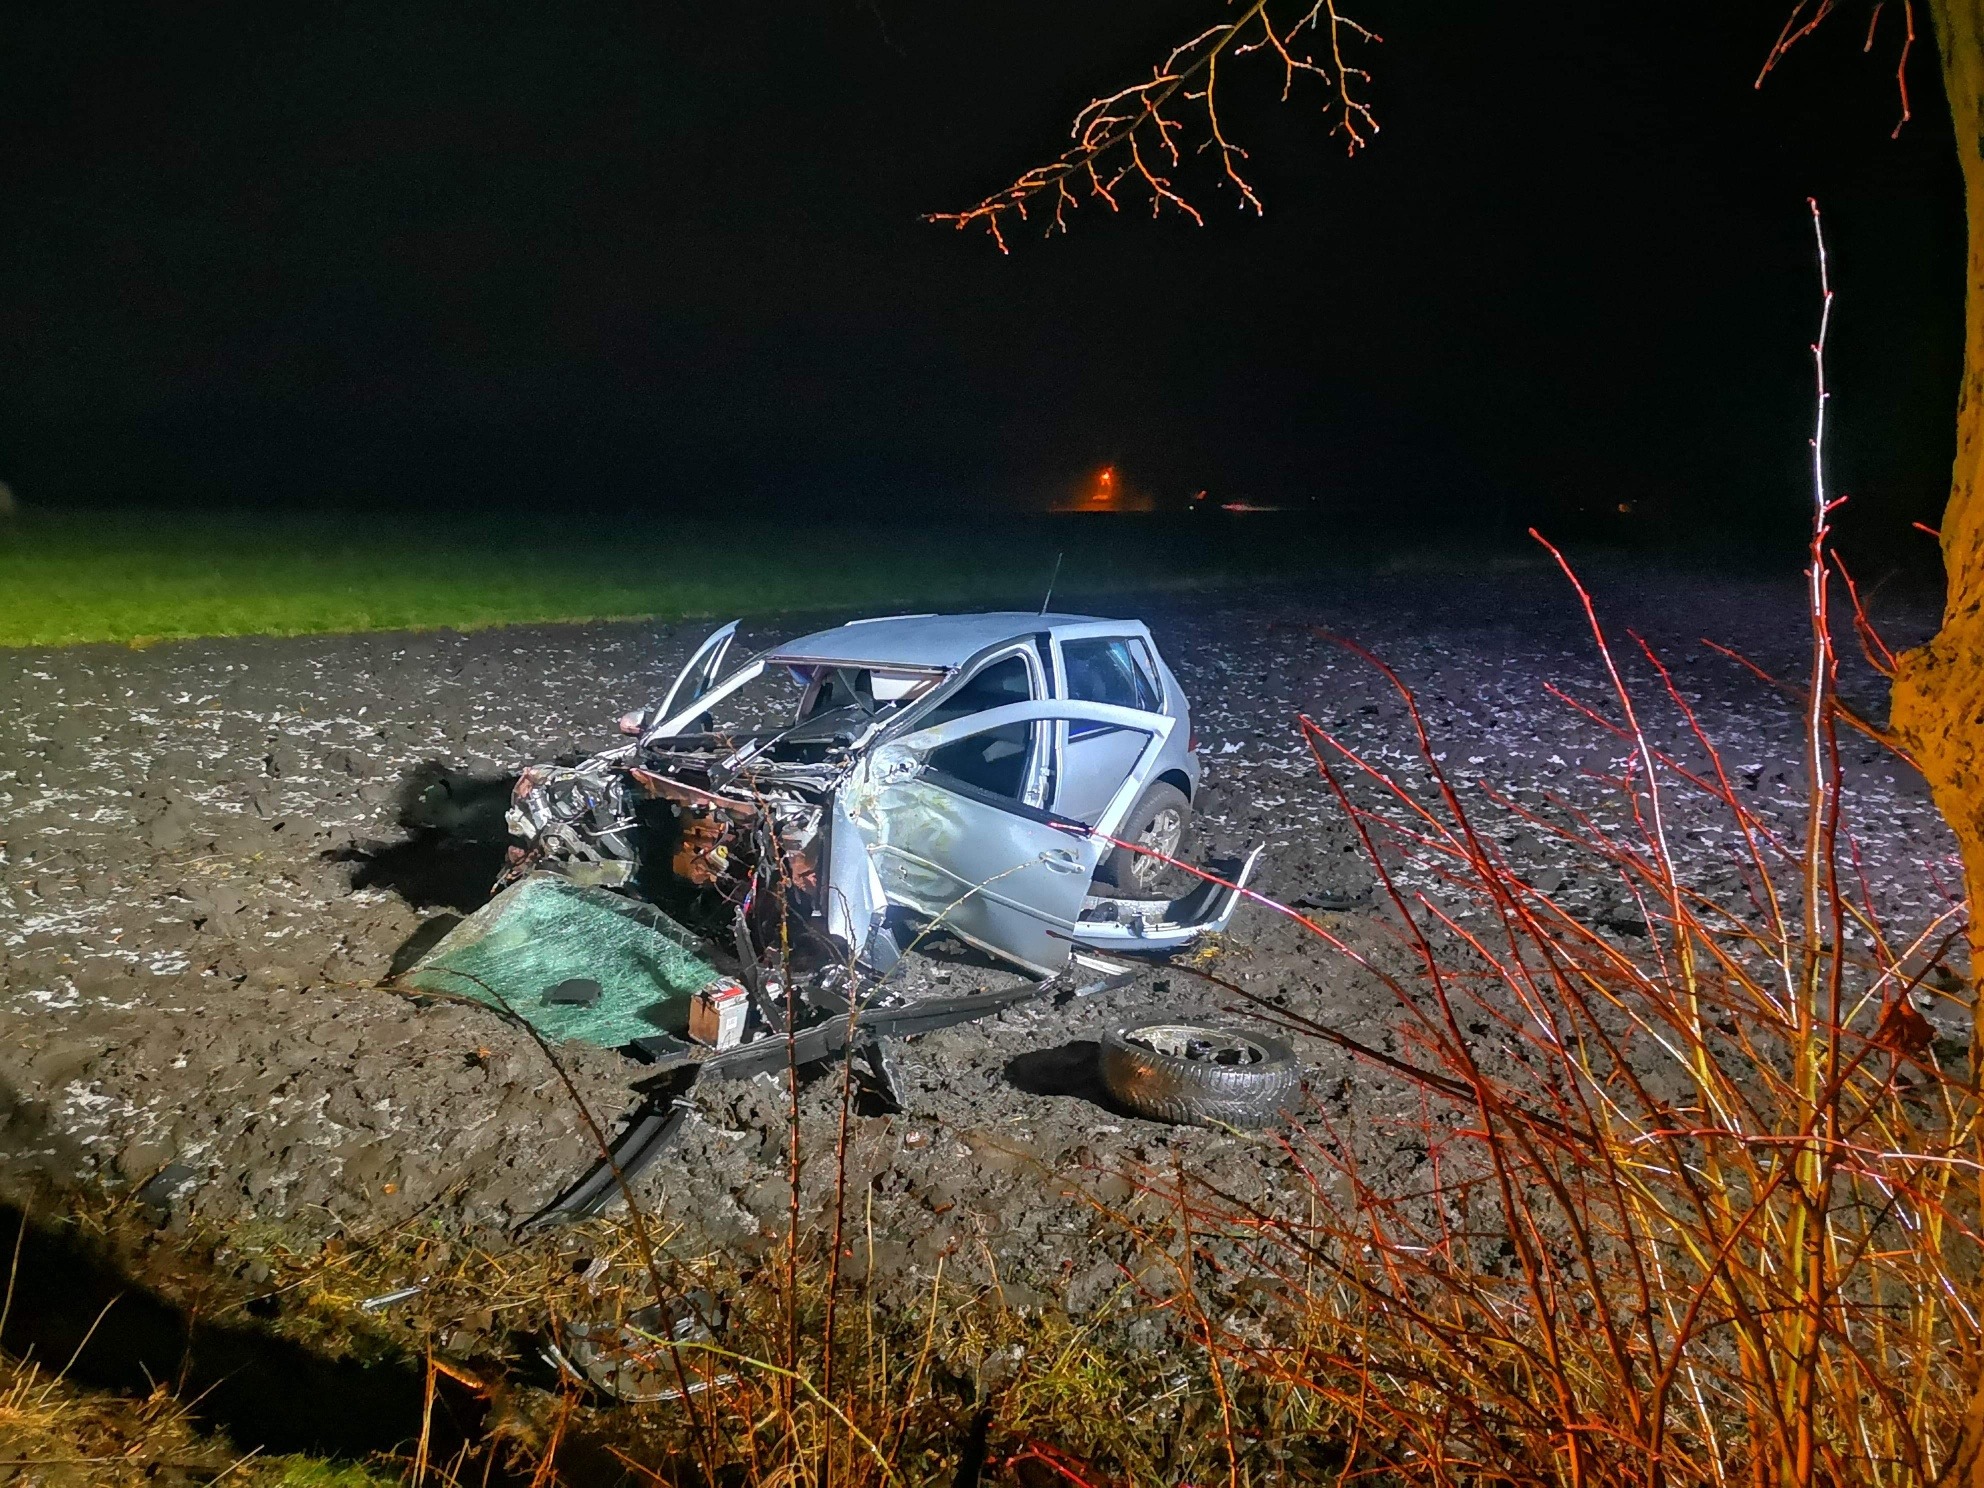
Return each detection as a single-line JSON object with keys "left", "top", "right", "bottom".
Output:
{"left": 689, "top": 980, "right": 750, "bottom": 1050}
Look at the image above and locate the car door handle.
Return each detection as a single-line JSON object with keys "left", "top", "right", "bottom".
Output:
{"left": 1043, "top": 849, "right": 1084, "bottom": 873}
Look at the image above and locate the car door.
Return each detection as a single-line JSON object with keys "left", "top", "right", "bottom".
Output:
{"left": 1049, "top": 627, "right": 1169, "bottom": 825}
{"left": 654, "top": 620, "right": 740, "bottom": 724}
{"left": 853, "top": 699, "right": 1173, "bottom": 974}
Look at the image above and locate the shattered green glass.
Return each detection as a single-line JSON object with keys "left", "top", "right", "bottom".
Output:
{"left": 400, "top": 873, "right": 721, "bottom": 1047}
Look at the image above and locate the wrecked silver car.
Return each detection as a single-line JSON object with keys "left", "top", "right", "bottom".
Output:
{"left": 502, "top": 612, "right": 1257, "bottom": 978}
{"left": 397, "top": 612, "right": 1260, "bottom": 1224}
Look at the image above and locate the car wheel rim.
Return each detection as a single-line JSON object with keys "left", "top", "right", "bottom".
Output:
{"left": 1131, "top": 807, "right": 1183, "bottom": 891}
{"left": 1127, "top": 1024, "right": 1270, "bottom": 1066}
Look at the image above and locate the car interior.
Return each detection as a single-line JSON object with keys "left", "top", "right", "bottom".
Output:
{"left": 919, "top": 654, "right": 1038, "bottom": 800}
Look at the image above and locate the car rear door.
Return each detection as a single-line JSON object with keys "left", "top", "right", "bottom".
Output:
{"left": 854, "top": 699, "right": 1172, "bottom": 974}
{"left": 1048, "top": 625, "right": 1169, "bottom": 825}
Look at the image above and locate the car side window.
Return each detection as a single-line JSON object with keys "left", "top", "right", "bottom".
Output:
{"left": 917, "top": 653, "right": 1035, "bottom": 730}
{"left": 1128, "top": 639, "right": 1164, "bottom": 709}
{"left": 925, "top": 719, "right": 1033, "bottom": 801}
{"left": 915, "top": 653, "right": 1040, "bottom": 802}
{"left": 1062, "top": 638, "right": 1161, "bottom": 713}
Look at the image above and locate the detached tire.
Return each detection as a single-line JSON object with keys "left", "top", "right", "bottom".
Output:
{"left": 1099, "top": 1022, "right": 1300, "bottom": 1129}
{"left": 1098, "top": 782, "right": 1191, "bottom": 894}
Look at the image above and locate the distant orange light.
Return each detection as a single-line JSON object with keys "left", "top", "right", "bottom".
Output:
{"left": 1051, "top": 464, "right": 1148, "bottom": 513}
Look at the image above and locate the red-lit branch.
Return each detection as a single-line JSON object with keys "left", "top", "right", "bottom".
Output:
{"left": 930, "top": 0, "right": 1379, "bottom": 252}
{"left": 1756, "top": 0, "right": 1916, "bottom": 136}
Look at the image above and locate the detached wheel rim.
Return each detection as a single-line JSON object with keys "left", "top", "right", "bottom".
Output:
{"left": 1127, "top": 1024, "right": 1271, "bottom": 1066}
{"left": 1131, "top": 806, "right": 1184, "bottom": 891}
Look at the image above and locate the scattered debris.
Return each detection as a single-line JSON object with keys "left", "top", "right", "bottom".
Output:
{"left": 544, "top": 977, "right": 601, "bottom": 1007}
{"left": 135, "top": 1162, "right": 200, "bottom": 1216}
{"left": 4, "top": 571, "right": 1949, "bottom": 1258}
{"left": 545, "top": 1289, "right": 733, "bottom": 1404}
{"left": 1063, "top": 951, "right": 1140, "bottom": 1001}
{"left": 358, "top": 1282, "right": 428, "bottom": 1312}
{"left": 398, "top": 874, "right": 732, "bottom": 1047}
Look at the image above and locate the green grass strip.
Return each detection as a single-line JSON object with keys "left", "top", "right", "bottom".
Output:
{"left": 0, "top": 511, "right": 1259, "bottom": 647}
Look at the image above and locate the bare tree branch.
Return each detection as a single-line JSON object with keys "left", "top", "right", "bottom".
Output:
{"left": 930, "top": 0, "right": 1380, "bottom": 251}
{"left": 1757, "top": 0, "right": 1918, "bottom": 137}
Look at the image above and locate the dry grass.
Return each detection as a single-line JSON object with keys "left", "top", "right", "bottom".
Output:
{"left": 0, "top": 1357, "right": 227, "bottom": 1485}
{"left": 194, "top": 1199, "right": 1231, "bottom": 1486}
{"left": 358, "top": 502, "right": 1978, "bottom": 1487}
{"left": 0, "top": 1347, "right": 401, "bottom": 1487}
{"left": 1019, "top": 222, "right": 1984, "bottom": 1486}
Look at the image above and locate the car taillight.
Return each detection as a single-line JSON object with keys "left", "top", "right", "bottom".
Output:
{"left": 1187, "top": 728, "right": 1199, "bottom": 754}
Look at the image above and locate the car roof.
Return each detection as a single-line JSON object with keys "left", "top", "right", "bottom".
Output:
{"left": 771, "top": 612, "right": 1132, "bottom": 669}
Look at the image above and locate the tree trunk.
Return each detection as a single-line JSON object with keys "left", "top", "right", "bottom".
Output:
{"left": 1890, "top": 0, "right": 1984, "bottom": 998}
{"left": 1892, "top": 10, "right": 1984, "bottom": 1466}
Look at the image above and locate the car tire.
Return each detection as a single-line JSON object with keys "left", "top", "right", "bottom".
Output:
{"left": 1097, "top": 782, "right": 1192, "bottom": 894}
{"left": 1098, "top": 1022, "right": 1300, "bottom": 1129}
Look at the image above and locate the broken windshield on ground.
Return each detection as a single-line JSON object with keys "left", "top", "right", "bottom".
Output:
{"left": 399, "top": 874, "right": 724, "bottom": 1047}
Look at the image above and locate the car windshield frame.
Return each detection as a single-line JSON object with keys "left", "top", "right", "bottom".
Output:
{"left": 643, "top": 648, "right": 952, "bottom": 751}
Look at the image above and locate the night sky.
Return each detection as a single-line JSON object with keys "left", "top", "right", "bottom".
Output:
{"left": 0, "top": 3, "right": 1964, "bottom": 543}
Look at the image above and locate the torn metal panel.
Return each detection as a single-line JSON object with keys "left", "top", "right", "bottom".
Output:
{"left": 824, "top": 790, "right": 889, "bottom": 968}
{"left": 1072, "top": 845, "right": 1265, "bottom": 952}
{"left": 524, "top": 1086, "right": 697, "bottom": 1228}
{"left": 1065, "top": 950, "right": 1139, "bottom": 998}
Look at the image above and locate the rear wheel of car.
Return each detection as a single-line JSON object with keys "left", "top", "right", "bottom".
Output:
{"left": 1098, "top": 1022, "right": 1300, "bottom": 1128}
{"left": 1098, "top": 782, "right": 1191, "bottom": 895}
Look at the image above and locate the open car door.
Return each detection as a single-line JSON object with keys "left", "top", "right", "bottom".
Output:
{"left": 653, "top": 620, "right": 740, "bottom": 726}
{"left": 853, "top": 700, "right": 1173, "bottom": 975}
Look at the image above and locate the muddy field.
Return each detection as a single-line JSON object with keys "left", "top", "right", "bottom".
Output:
{"left": 0, "top": 556, "right": 1962, "bottom": 1316}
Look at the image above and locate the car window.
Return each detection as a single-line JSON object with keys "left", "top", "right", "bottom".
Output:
{"left": 1128, "top": 639, "right": 1164, "bottom": 707}
{"left": 909, "top": 653, "right": 1041, "bottom": 802}
{"left": 925, "top": 719, "right": 1034, "bottom": 801}
{"left": 1062, "top": 638, "right": 1161, "bottom": 713}
{"left": 800, "top": 666, "right": 875, "bottom": 720}
{"left": 917, "top": 653, "right": 1035, "bottom": 730}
